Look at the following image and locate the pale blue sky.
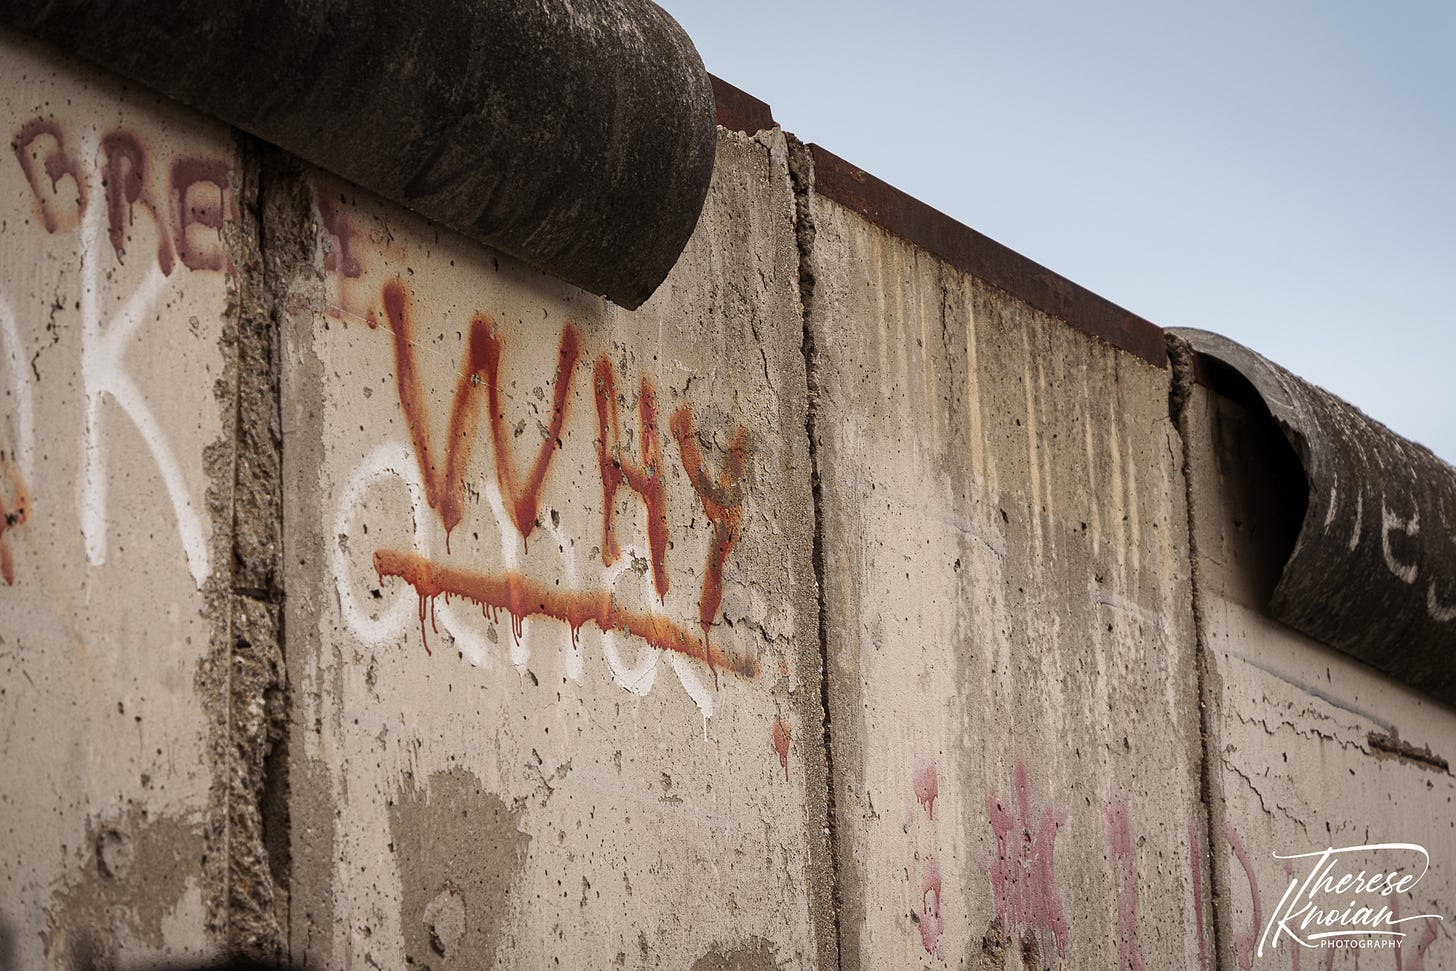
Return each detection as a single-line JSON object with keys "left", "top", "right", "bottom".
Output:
{"left": 660, "top": 0, "right": 1454, "bottom": 462}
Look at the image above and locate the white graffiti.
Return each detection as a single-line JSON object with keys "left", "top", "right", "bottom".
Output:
{"left": 333, "top": 439, "right": 718, "bottom": 718}
{"left": 1378, "top": 498, "right": 1419, "bottom": 586}
{"left": 76, "top": 137, "right": 210, "bottom": 587}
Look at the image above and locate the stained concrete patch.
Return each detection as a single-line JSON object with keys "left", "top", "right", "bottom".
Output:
{"left": 388, "top": 768, "right": 529, "bottom": 970}
{"left": 689, "top": 936, "right": 781, "bottom": 971}
{"left": 42, "top": 806, "right": 205, "bottom": 967}
{"left": 287, "top": 756, "right": 337, "bottom": 968}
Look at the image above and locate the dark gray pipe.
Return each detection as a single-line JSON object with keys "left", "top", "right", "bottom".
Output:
{"left": 1172, "top": 329, "right": 1456, "bottom": 706}
{"left": 1, "top": 0, "right": 717, "bottom": 308}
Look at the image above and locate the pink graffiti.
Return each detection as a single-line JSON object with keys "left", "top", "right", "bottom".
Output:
{"left": 1189, "top": 818, "right": 1211, "bottom": 971}
{"left": 1224, "top": 825, "right": 1262, "bottom": 971}
{"left": 919, "top": 852, "right": 944, "bottom": 958}
{"left": 1393, "top": 897, "right": 1441, "bottom": 971}
{"left": 1103, "top": 801, "right": 1146, "bottom": 971}
{"left": 913, "top": 763, "right": 939, "bottom": 820}
{"left": 984, "top": 755, "right": 1069, "bottom": 961}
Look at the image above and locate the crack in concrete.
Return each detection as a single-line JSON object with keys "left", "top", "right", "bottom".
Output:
{"left": 786, "top": 131, "right": 845, "bottom": 971}
{"left": 1166, "top": 332, "right": 1230, "bottom": 971}
{"left": 1222, "top": 758, "right": 1310, "bottom": 834}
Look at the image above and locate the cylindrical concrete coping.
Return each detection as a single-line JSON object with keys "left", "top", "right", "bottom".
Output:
{"left": 1172, "top": 328, "right": 1456, "bottom": 706}
{"left": 0, "top": 0, "right": 718, "bottom": 309}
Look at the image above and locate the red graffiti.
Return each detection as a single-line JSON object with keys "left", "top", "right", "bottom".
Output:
{"left": 594, "top": 359, "right": 669, "bottom": 597}
{"left": 12, "top": 118, "right": 234, "bottom": 273}
{"left": 318, "top": 196, "right": 363, "bottom": 279}
{"left": 984, "top": 755, "right": 1069, "bottom": 961}
{"left": 318, "top": 195, "right": 377, "bottom": 326}
{"left": 669, "top": 408, "right": 749, "bottom": 688}
{"left": 11, "top": 118, "right": 87, "bottom": 234}
{"left": 919, "top": 851, "right": 944, "bottom": 958}
{"left": 170, "top": 158, "right": 233, "bottom": 272}
{"left": 101, "top": 131, "right": 174, "bottom": 273}
{"left": 1103, "top": 801, "right": 1147, "bottom": 971}
{"left": 910, "top": 760, "right": 944, "bottom": 958}
{"left": 1189, "top": 818, "right": 1211, "bottom": 971}
{"left": 1392, "top": 897, "right": 1441, "bottom": 971}
{"left": 381, "top": 279, "right": 579, "bottom": 550}
{"left": 1224, "top": 825, "right": 1262, "bottom": 971}
{"left": 0, "top": 461, "right": 30, "bottom": 586}
{"left": 770, "top": 716, "right": 791, "bottom": 780}
{"left": 481, "top": 317, "right": 579, "bottom": 548}
{"left": 913, "top": 763, "right": 939, "bottom": 820}
{"left": 369, "top": 275, "right": 756, "bottom": 684}
{"left": 373, "top": 550, "right": 757, "bottom": 678}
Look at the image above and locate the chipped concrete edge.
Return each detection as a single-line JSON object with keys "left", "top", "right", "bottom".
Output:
{"left": 199, "top": 136, "right": 311, "bottom": 962}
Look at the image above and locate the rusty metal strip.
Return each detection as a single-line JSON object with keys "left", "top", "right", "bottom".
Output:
{"left": 1173, "top": 328, "right": 1456, "bottom": 706}
{"left": 711, "top": 75, "right": 777, "bottom": 135}
{"left": 808, "top": 144, "right": 1168, "bottom": 368}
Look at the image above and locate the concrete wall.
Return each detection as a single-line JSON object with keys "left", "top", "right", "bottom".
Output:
{"left": 1182, "top": 384, "right": 1456, "bottom": 971}
{"left": 804, "top": 184, "right": 1203, "bottom": 970}
{"left": 1, "top": 26, "right": 1452, "bottom": 971}
{"left": 277, "top": 128, "right": 832, "bottom": 970}
{"left": 0, "top": 35, "right": 248, "bottom": 971}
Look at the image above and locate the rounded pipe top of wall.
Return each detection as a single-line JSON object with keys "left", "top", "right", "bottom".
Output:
{"left": 2, "top": 0, "right": 717, "bottom": 309}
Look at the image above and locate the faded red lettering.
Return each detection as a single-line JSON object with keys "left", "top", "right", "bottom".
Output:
{"left": 911, "top": 759, "right": 944, "bottom": 958}
{"left": 1393, "top": 897, "right": 1441, "bottom": 971}
{"left": 669, "top": 408, "right": 750, "bottom": 688}
{"left": 11, "top": 118, "right": 86, "bottom": 234}
{"left": 1224, "top": 825, "right": 1262, "bottom": 971}
{"left": 593, "top": 359, "right": 670, "bottom": 598}
{"left": 913, "top": 763, "right": 939, "bottom": 820}
{"left": 1103, "top": 800, "right": 1147, "bottom": 971}
{"left": 318, "top": 194, "right": 375, "bottom": 326}
{"left": 985, "top": 755, "right": 1069, "bottom": 961}
{"left": 318, "top": 196, "right": 363, "bottom": 279}
{"left": 170, "top": 157, "right": 232, "bottom": 271}
{"left": 101, "top": 131, "right": 174, "bottom": 273}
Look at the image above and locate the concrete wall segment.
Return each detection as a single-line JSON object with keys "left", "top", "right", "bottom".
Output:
{"left": 1180, "top": 382, "right": 1456, "bottom": 971}
{"left": 802, "top": 172, "right": 1206, "bottom": 968}
{"left": 6, "top": 19, "right": 1456, "bottom": 971}
{"left": 0, "top": 29, "right": 246, "bottom": 969}
{"left": 280, "top": 126, "right": 835, "bottom": 970}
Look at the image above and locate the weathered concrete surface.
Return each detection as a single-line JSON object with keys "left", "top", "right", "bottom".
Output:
{"left": 0, "top": 31, "right": 241, "bottom": 969}
{"left": 804, "top": 186, "right": 1206, "bottom": 968}
{"left": 1181, "top": 381, "right": 1456, "bottom": 971}
{"left": 279, "top": 127, "right": 833, "bottom": 969}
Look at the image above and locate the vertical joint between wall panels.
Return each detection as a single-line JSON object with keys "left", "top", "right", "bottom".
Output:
{"left": 786, "top": 131, "right": 844, "bottom": 971}
{"left": 218, "top": 136, "right": 310, "bottom": 963}
{"left": 1167, "top": 333, "right": 1230, "bottom": 971}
